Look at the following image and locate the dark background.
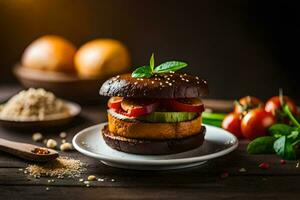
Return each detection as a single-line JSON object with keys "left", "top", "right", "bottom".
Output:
{"left": 0, "top": 0, "right": 299, "bottom": 101}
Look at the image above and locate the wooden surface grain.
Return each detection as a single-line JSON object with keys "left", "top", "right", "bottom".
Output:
{"left": 1, "top": 86, "right": 300, "bottom": 200}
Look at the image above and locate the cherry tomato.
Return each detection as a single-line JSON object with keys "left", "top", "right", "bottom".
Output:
{"left": 121, "top": 98, "right": 159, "bottom": 117}
{"left": 265, "top": 96, "right": 298, "bottom": 117}
{"left": 222, "top": 113, "right": 243, "bottom": 138}
{"left": 241, "top": 108, "right": 276, "bottom": 140}
{"left": 166, "top": 98, "right": 204, "bottom": 112}
{"left": 234, "top": 96, "right": 263, "bottom": 115}
{"left": 108, "top": 97, "right": 123, "bottom": 110}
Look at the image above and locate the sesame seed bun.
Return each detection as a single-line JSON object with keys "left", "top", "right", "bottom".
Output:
{"left": 99, "top": 72, "right": 208, "bottom": 98}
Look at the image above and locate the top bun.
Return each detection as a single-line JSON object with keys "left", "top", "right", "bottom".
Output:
{"left": 21, "top": 35, "right": 76, "bottom": 72}
{"left": 99, "top": 72, "right": 208, "bottom": 98}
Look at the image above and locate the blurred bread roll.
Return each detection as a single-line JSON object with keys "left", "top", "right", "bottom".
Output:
{"left": 75, "top": 39, "right": 130, "bottom": 78}
{"left": 22, "top": 35, "right": 76, "bottom": 72}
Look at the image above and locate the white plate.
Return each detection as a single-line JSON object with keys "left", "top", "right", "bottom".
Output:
{"left": 73, "top": 123, "right": 238, "bottom": 170}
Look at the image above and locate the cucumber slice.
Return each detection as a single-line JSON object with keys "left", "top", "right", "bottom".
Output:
{"left": 138, "top": 112, "right": 198, "bottom": 123}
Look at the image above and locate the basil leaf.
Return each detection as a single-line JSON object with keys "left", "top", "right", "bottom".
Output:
{"left": 247, "top": 136, "right": 276, "bottom": 154}
{"left": 132, "top": 66, "right": 152, "bottom": 78}
{"left": 274, "top": 136, "right": 286, "bottom": 157}
{"left": 269, "top": 124, "right": 295, "bottom": 138}
{"left": 154, "top": 61, "right": 188, "bottom": 73}
{"left": 149, "top": 53, "right": 155, "bottom": 71}
{"left": 274, "top": 136, "right": 297, "bottom": 160}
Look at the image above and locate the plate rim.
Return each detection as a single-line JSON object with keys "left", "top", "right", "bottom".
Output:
{"left": 72, "top": 123, "right": 239, "bottom": 166}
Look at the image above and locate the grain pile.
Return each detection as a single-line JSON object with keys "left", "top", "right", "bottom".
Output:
{"left": 0, "top": 88, "right": 69, "bottom": 121}
{"left": 25, "top": 157, "right": 86, "bottom": 178}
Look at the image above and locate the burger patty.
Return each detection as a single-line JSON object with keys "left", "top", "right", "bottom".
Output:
{"left": 107, "top": 112, "right": 202, "bottom": 140}
{"left": 102, "top": 125, "right": 206, "bottom": 155}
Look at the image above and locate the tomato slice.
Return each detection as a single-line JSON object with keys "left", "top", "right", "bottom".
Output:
{"left": 121, "top": 98, "right": 159, "bottom": 117}
{"left": 166, "top": 98, "right": 204, "bottom": 112}
{"left": 108, "top": 97, "right": 123, "bottom": 110}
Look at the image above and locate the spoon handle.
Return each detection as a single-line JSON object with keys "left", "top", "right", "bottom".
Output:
{"left": 0, "top": 138, "right": 58, "bottom": 162}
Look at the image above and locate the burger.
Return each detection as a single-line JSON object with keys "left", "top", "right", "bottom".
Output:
{"left": 99, "top": 55, "right": 208, "bottom": 154}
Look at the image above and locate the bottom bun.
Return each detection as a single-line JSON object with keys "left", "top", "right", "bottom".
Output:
{"left": 102, "top": 125, "right": 206, "bottom": 155}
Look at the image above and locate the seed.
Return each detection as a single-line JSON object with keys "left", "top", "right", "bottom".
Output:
{"left": 79, "top": 178, "right": 84, "bottom": 182}
{"left": 61, "top": 139, "right": 66, "bottom": 144}
{"left": 84, "top": 181, "right": 90, "bottom": 184}
{"left": 18, "top": 168, "right": 23, "bottom": 171}
{"left": 111, "top": 179, "right": 115, "bottom": 182}
{"left": 32, "top": 132, "right": 43, "bottom": 142}
{"left": 86, "top": 184, "right": 90, "bottom": 187}
{"left": 59, "top": 132, "right": 67, "bottom": 138}
{"left": 296, "top": 162, "right": 299, "bottom": 168}
{"left": 97, "top": 178, "right": 104, "bottom": 182}
{"left": 46, "top": 187, "right": 50, "bottom": 191}
{"left": 195, "top": 76, "right": 199, "bottom": 80}
{"left": 60, "top": 143, "right": 73, "bottom": 151}
{"left": 259, "top": 162, "right": 269, "bottom": 169}
{"left": 46, "top": 139, "right": 57, "bottom": 149}
{"left": 168, "top": 83, "right": 172, "bottom": 86}
{"left": 47, "top": 180, "right": 51, "bottom": 183}
{"left": 88, "top": 175, "right": 96, "bottom": 181}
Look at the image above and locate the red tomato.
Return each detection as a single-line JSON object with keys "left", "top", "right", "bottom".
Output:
{"left": 234, "top": 96, "right": 263, "bottom": 115}
{"left": 265, "top": 96, "right": 297, "bottom": 116}
{"left": 121, "top": 98, "right": 159, "bottom": 117}
{"left": 241, "top": 108, "right": 276, "bottom": 140}
{"left": 166, "top": 98, "right": 204, "bottom": 112}
{"left": 108, "top": 97, "right": 123, "bottom": 110}
{"left": 222, "top": 113, "right": 243, "bottom": 138}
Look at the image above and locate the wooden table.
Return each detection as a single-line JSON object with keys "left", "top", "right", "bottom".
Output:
{"left": 1, "top": 86, "right": 300, "bottom": 200}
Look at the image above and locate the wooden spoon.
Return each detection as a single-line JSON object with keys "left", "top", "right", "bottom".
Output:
{"left": 0, "top": 138, "right": 59, "bottom": 162}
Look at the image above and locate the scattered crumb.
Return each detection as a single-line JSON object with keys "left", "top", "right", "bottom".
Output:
{"left": 25, "top": 156, "right": 86, "bottom": 178}
{"left": 88, "top": 175, "right": 96, "bottom": 181}
{"left": 239, "top": 168, "right": 246, "bottom": 172}
{"left": 32, "top": 132, "right": 43, "bottom": 142}
{"left": 60, "top": 143, "right": 73, "bottom": 151}
{"left": 59, "top": 132, "right": 67, "bottom": 139}
{"left": 46, "top": 139, "right": 57, "bottom": 149}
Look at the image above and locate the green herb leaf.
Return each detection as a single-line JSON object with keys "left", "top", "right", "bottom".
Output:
{"left": 131, "top": 66, "right": 153, "bottom": 78}
{"left": 269, "top": 124, "right": 295, "bottom": 138}
{"left": 247, "top": 136, "right": 276, "bottom": 154}
{"left": 149, "top": 53, "right": 155, "bottom": 71}
{"left": 274, "top": 136, "right": 297, "bottom": 160}
{"left": 154, "top": 61, "right": 188, "bottom": 73}
{"left": 287, "top": 131, "right": 299, "bottom": 140}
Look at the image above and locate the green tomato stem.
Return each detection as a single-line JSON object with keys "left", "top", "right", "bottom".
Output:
{"left": 283, "top": 104, "right": 300, "bottom": 128}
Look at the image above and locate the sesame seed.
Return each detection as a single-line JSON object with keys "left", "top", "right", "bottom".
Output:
{"left": 184, "top": 73, "right": 187, "bottom": 76}
{"left": 46, "top": 187, "right": 50, "bottom": 191}
{"left": 167, "top": 78, "right": 170, "bottom": 80}
{"left": 79, "top": 178, "right": 84, "bottom": 182}
{"left": 111, "top": 179, "right": 115, "bottom": 182}
{"left": 186, "top": 79, "right": 189, "bottom": 82}
{"left": 197, "top": 81, "right": 200, "bottom": 84}
{"left": 116, "top": 75, "right": 120, "bottom": 78}
{"left": 134, "top": 82, "right": 138, "bottom": 85}
{"left": 168, "top": 83, "right": 172, "bottom": 86}
{"left": 159, "top": 83, "right": 163, "bottom": 85}
{"left": 195, "top": 76, "right": 199, "bottom": 80}
{"left": 97, "top": 178, "right": 104, "bottom": 182}
{"left": 204, "top": 80, "right": 207, "bottom": 84}
{"left": 151, "top": 81, "right": 154, "bottom": 84}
